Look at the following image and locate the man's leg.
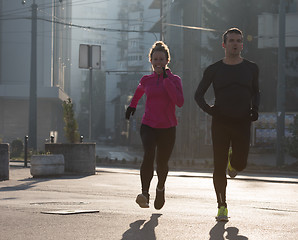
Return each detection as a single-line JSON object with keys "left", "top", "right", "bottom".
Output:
{"left": 230, "top": 120, "right": 251, "bottom": 172}
{"left": 211, "top": 118, "right": 231, "bottom": 208}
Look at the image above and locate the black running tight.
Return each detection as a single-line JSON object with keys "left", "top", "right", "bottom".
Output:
{"left": 140, "top": 124, "right": 176, "bottom": 193}
{"left": 211, "top": 118, "right": 251, "bottom": 208}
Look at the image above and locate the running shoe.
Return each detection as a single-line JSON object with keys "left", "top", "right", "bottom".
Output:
{"left": 216, "top": 206, "right": 229, "bottom": 222}
{"left": 136, "top": 193, "right": 149, "bottom": 208}
{"left": 227, "top": 149, "right": 237, "bottom": 178}
{"left": 154, "top": 187, "right": 165, "bottom": 210}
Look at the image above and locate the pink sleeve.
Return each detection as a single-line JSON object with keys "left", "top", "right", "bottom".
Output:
{"left": 129, "top": 79, "right": 145, "bottom": 108}
{"left": 163, "top": 76, "right": 184, "bottom": 107}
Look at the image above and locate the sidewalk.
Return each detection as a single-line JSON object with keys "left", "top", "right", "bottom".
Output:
{"left": 95, "top": 144, "right": 298, "bottom": 175}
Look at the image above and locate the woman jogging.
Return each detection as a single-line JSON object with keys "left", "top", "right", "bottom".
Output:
{"left": 125, "top": 41, "right": 184, "bottom": 210}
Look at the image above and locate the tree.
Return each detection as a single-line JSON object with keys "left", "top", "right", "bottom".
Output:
{"left": 11, "top": 138, "right": 23, "bottom": 158}
{"left": 62, "top": 98, "right": 80, "bottom": 143}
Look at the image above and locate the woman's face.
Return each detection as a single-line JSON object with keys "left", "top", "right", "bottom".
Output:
{"left": 150, "top": 51, "right": 168, "bottom": 75}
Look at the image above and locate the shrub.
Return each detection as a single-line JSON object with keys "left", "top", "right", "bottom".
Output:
{"left": 62, "top": 98, "right": 80, "bottom": 143}
{"left": 11, "top": 138, "right": 23, "bottom": 158}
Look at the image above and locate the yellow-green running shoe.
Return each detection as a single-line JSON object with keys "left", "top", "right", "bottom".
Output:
{"left": 216, "top": 206, "right": 229, "bottom": 222}
{"left": 227, "top": 148, "right": 237, "bottom": 178}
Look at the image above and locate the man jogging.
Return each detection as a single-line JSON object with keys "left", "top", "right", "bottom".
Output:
{"left": 194, "top": 28, "right": 260, "bottom": 221}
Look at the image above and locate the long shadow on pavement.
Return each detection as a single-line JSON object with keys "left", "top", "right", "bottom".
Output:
{"left": 226, "top": 227, "right": 248, "bottom": 240}
{"left": 0, "top": 178, "right": 50, "bottom": 192}
{"left": 209, "top": 222, "right": 248, "bottom": 240}
{"left": 121, "top": 213, "right": 162, "bottom": 240}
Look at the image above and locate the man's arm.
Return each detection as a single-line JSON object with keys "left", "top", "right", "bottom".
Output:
{"left": 250, "top": 63, "right": 260, "bottom": 121}
{"left": 194, "top": 66, "right": 214, "bottom": 115}
{"left": 251, "top": 64, "right": 260, "bottom": 111}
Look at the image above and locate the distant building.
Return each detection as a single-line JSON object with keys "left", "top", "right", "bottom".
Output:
{"left": 105, "top": 0, "right": 159, "bottom": 144}
{"left": 258, "top": 8, "right": 298, "bottom": 112}
{"left": 149, "top": 0, "right": 207, "bottom": 158}
{"left": 70, "top": 1, "right": 107, "bottom": 141}
{"left": 0, "top": 0, "right": 71, "bottom": 149}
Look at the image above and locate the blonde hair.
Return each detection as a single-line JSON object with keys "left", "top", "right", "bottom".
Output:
{"left": 148, "top": 41, "right": 171, "bottom": 63}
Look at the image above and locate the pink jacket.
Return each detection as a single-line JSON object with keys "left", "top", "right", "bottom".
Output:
{"left": 129, "top": 69, "right": 184, "bottom": 128}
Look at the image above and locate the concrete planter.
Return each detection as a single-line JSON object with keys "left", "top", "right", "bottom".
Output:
{"left": 45, "top": 143, "right": 96, "bottom": 175}
{"left": 0, "top": 144, "right": 10, "bottom": 181}
{"left": 30, "top": 154, "right": 64, "bottom": 177}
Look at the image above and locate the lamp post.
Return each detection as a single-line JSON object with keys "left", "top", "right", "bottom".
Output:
{"left": 23, "top": 0, "right": 38, "bottom": 151}
{"left": 23, "top": 0, "right": 63, "bottom": 150}
{"left": 276, "top": 0, "right": 286, "bottom": 166}
{"left": 79, "top": 44, "right": 101, "bottom": 141}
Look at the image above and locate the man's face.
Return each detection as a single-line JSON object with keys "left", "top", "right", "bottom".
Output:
{"left": 222, "top": 33, "right": 243, "bottom": 57}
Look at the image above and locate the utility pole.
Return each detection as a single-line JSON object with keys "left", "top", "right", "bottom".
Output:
{"left": 28, "top": 0, "right": 38, "bottom": 150}
{"left": 0, "top": 1, "right": 2, "bottom": 84}
{"left": 79, "top": 44, "right": 101, "bottom": 141}
{"left": 88, "top": 46, "right": 93, "bottom": 141}
{"left": 276, "top": 0, "right": 286, "bottom": 166}
{"left": 160, "top": 0, "right": 163, "bottom": 41}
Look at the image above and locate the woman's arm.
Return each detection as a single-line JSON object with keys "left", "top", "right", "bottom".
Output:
{"left": 163, "top": 74, "right": 184, "bottom": 107}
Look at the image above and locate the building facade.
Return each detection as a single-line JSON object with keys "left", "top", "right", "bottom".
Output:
{"left": 0, "top": 0, "right": 71, "bottom": 149}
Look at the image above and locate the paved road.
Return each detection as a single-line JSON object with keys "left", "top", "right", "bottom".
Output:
{"left": 96, "top": 144, "right": 143, "bottom": 161}
{"left": 0, "top": 163, "right": 297, "bottom": 240}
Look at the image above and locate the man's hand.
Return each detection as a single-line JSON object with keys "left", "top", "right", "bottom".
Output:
{"left": 209, "top": 105, "right": 218, "bottom": 117}
{"left": 125, "top": 106, "right": 136, "bottom": 120}
{"left": 250, "top": 108, "right": 258, "bottom": 121}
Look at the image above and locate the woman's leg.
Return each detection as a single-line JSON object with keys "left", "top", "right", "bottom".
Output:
{"left": 154, "top": 127, "right": 176, "bottom": 209}
{"left": 140, "top": 124, "right": 157, "bottom": 194}
{"left": 155, "top": 127, "right": 176, "bottom": 189}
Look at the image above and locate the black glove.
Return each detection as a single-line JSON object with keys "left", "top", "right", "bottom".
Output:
{"left": 162, "top": 67, "right": 168, "bottom": 78}
{"left": 125, "top": 106, "right": 136, "bottom": 120}
{"left": 250, "top": 108, "right": 258, "bottom": 121}
{"left": 209, "top": 105, "right": 218, "bottom": 117}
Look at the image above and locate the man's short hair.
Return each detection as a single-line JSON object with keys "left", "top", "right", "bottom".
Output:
{"left": 222, "top": 28, "right": 243, "bottom": 43}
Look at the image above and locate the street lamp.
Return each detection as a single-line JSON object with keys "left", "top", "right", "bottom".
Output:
{"left": 276, "top": 0, "right": 286, "bottom": 166}
{"left": 22, "top": 0, "right": 38, "bottom": 150}
{"left": 22, "top": 0, "right": 63, "bottom": 150}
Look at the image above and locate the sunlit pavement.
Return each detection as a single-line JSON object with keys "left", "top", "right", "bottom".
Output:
{"left": 0, "top": 162, "right": 297, "bottom": 240}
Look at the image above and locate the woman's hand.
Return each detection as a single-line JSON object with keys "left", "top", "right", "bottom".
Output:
{"left": 162, "top": 67, "right": 168, "bottom": 78}
{"left": 125, "top": 106, "right": 136, "bottom": 120}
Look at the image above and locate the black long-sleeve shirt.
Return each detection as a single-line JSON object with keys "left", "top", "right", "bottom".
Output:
{"left": 194, "top": 59, "right": 260, "bottom": 123}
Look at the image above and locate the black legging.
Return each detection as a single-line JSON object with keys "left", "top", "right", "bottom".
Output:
{"left": 212, "top": 118, "right": 251, "bottom": 208}
{"left": 140, "top": 124, "right": 176, "bottom": 193}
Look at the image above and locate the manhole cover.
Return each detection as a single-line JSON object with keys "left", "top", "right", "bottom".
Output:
{"left": 30, "top": 201, "right": 88, "bottom": 205}
{"left": 41, "top": 210, "right": 99, "bottom": 215}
